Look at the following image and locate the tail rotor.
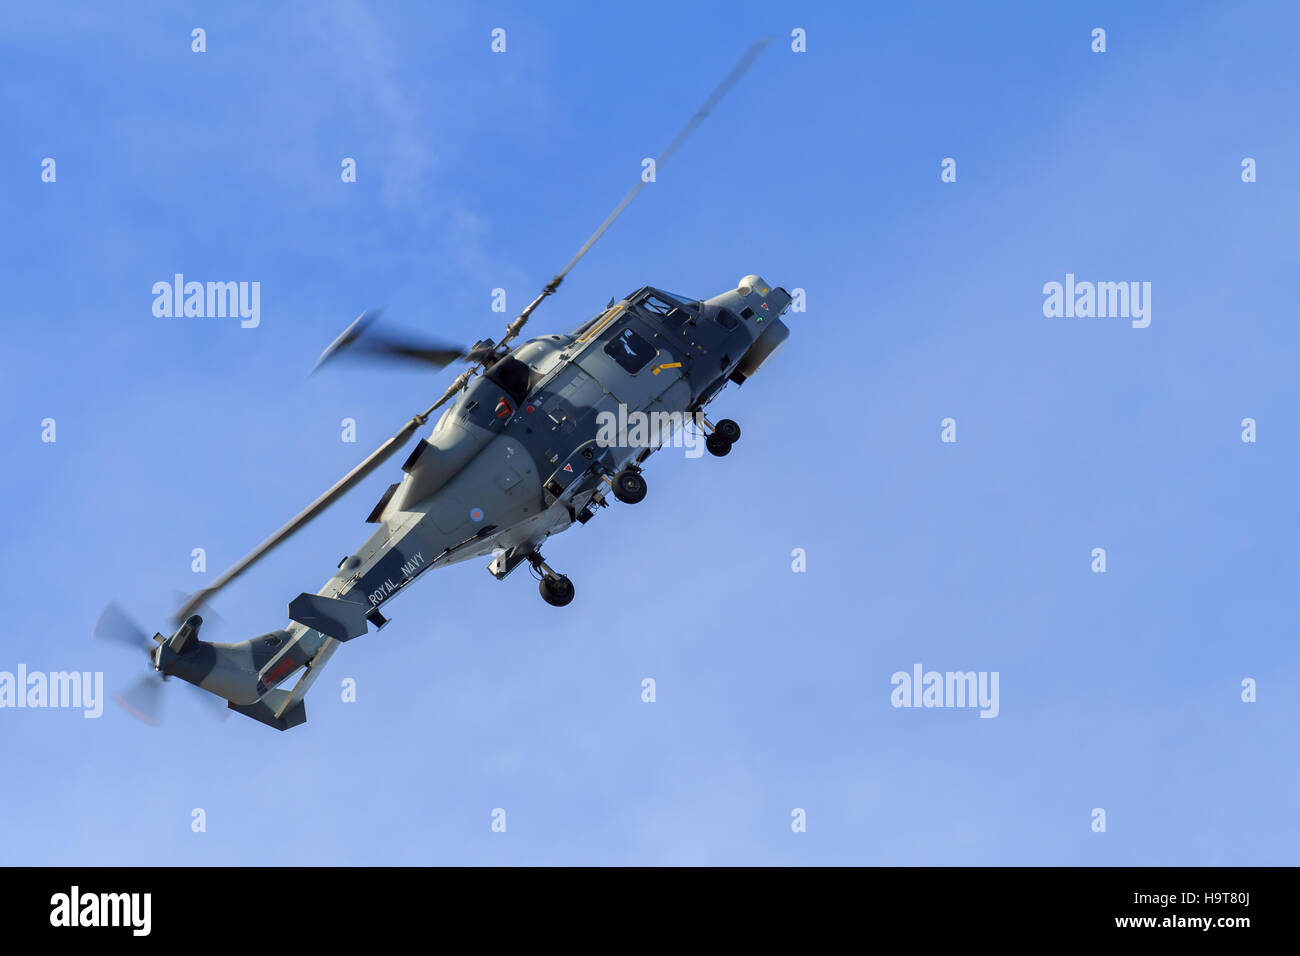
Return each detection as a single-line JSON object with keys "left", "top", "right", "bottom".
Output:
{"left": 93, "top": 602, "right": 229, "bottom": 725}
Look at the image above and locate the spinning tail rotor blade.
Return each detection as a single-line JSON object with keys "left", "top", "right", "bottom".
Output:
{"left": 501, "top": 37, "right": 774, "bottom": 347}
{"left": 110, "top": 661, "right": 230, "bottom": 726}
{"left": 95, "top": 601, "right": 234, "bottom": 726}
{"left": 175, "top": 411, "right": 431, "bottom": 622}
{"left": 115, "top": 673, "right": 164, "bottom": 725}
{"left": 93, "top": 602, "right": 155, "bottom": 656}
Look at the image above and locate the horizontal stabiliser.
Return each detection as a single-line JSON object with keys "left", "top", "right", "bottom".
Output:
{"left": 287, "top": 593, "right": 370, "bottom": 642}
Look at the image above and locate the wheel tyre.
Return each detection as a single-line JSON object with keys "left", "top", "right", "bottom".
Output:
{"left": 540, "top": 574, "right": 575, "bottom": 607}
{"left": 612, "top": 470, "right": 647, "bottom": 504}
{"left": 706, "top": 433, "right": 731, "bottom": 457}
{"left": 715, "top": 419, "right": 741, "bottom": 444}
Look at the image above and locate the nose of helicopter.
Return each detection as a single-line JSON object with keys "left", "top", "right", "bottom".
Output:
{"left": 734, "top": 275, "right": 792, "bottom": 317}
{"left": 701, "top": 275, "right": 791, "bottom": 320}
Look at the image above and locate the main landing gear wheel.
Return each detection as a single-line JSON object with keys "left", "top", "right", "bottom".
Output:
{"left": 706, "top": 433, "right": 732, "bottom": 457}
{"left": 612, "top": 469, "right": 647, "bottom": 504}
{"left": 714, "top": 419, "right": 741, "bottom": 444}
{"left": 539, "top": 574, "right": 575, "bottom": 607}
{"left": 528, "top": 551, "right": 575, "bottom": 607}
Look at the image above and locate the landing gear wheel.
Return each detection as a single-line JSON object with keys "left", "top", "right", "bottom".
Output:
{"left": 706, "top": 433, "right": 732, "bottom": 457}
{"left": 539, "top": 574, "right": 575, "bottom": 607}
{"left": 612, "top": 470, "right": 647, "bottom": 504}
{"left": 715, "top": 419, "right": 741, "bottom": 444}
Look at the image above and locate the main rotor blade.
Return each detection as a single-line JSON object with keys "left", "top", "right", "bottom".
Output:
{"left": 311, "top": 310, "right": 380, "bottom": 373}
{"left": 500, "top": 37, "right": 774, "bottom": 347}
{"left": 555, "top": 37, "right": 772, "bottom": 286}
{"left": 168, "top": 589, "right": 224, "bottom": 633}
{"left": 175, "top": 413, "right": 429, "bottom": 623}
{"left": 359, "top": 339, "right": 471, "bottom": 368}
{"left": 311, "top": 309, "right": 476, "bottom": 374}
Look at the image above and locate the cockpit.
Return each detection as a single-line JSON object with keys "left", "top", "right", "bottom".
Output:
{"left": 476, "top": 335, "right": 571, "bottom": 416}
{"left": 484, "top": 354, "right": 531, "bottom": 406}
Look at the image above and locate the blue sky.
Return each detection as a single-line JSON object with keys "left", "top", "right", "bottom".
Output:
{"left": 1, "top": 0, "right": 1297, "bottom": 864}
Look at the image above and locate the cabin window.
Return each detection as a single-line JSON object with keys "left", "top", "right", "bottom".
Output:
{"left": 604, "top": 327, "right": 657, "bottom": 373}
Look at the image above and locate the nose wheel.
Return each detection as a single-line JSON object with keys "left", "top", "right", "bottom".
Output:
{"left": 529, "top": 552, "right": 575, "bottom": 607}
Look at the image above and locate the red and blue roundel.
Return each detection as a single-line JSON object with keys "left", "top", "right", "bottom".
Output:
{"left": 470, "top": 507, "right": 484, "bottom": 522}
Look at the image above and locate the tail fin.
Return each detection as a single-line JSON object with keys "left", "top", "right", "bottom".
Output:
{"left": 158, "top": 628, "right": 298, "bottom": 706}
{"left": 156, "top": 594, "right": 361, "bottom": 731}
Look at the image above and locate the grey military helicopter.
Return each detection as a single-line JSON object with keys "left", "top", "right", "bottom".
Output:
{"left": 94, "top": 39, "right": 793, "bottom": 731}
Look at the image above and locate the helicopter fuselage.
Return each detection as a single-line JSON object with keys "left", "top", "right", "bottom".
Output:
{"left": 336, "top": 275, "right": 790, "bottom": 604}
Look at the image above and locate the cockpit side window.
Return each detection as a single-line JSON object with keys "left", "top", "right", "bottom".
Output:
{"left": 664, "top": 304, "right": 697, "bottom": 328}
{"left": 712, "top": 307, "right": 739, "bottom": 330}
{"left": 603, "top": 327, "right": 657, "bottom": 373}
{"left": 639, "top": 293, "right": 677, "bottom": 316}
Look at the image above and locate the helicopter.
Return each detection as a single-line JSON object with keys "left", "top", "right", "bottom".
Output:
{"left": 94, "top": 38, "right": 793, "bottom": 731}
